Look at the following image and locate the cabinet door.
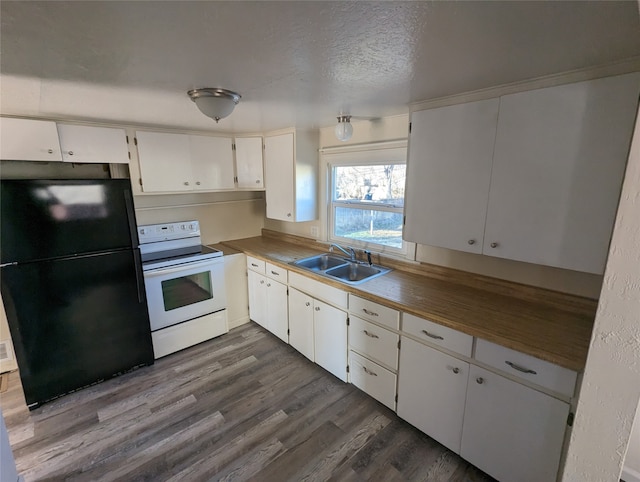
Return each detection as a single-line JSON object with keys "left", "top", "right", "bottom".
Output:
{"left": 247, "top": 270, "right": 267, "bottom": 328}
{"left": 485, "top": 73, "right": 640, "bottom": 273}
{"left": 266, "top": 279, "right": 288, "bottom": 343}
{"left": 264, "top": 133, "right": 295, "bottom": 221}
{"left": 404, "top": 100, "right": 499, "bottom": 253}
{"left": 461, "top": 365, "right": 569, "bottom": 482}
{"left": 397, "top": 337, "right": 469, "bottom": 453}
{"left": 58, "top": 124, "right": 129, "bottom": 164}
{"left": 313, "top": 299, "right": 348, "bottom": 382}
{"left": 288, "top": 288, "right": 314, "bottom": 361}
{"left": 189, "top": 135, "right": 235, "bottom": 190}
{"left": 0, "top": 117, "right": 62, "bottom": 161}
{"left": 136, "top": 131, "right": 193, "bottom": 192}
{"left": 235, "top": 136, "right": 264, "bottom": 188}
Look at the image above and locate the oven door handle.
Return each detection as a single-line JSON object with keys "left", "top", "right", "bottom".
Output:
{"left": 143, "top": 259, "right": 223, "bottom": 278}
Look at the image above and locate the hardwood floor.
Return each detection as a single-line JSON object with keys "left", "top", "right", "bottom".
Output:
{"left": 1, "top": 323, "right": 495, "bottom": 481}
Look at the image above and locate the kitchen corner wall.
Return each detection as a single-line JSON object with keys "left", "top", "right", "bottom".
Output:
{"left": 266, "top": 113, "right": 603, "bottom": 299}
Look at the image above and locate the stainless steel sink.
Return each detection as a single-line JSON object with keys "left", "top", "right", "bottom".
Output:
{"left": 325, "top": 263, "right": 391, "bottom": 284}
{"left": 291, "top": 253, "right": 391, "bottom": 285}
{"left": 293, "top": 254, "right": 348, "bottom": 271}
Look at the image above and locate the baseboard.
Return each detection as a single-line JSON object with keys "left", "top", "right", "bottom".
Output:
{"left": 228, "top": 316, "right": 250, "bottom": 330}
{"left": 622, "top": 466, "right": 640, "bottom": 482}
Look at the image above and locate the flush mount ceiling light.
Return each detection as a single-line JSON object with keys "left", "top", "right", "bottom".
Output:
{"left": 335, "top": 115, "right": 353, "bottom": 142}
{"left": 187, "top": 88, "right": 241, "bottom": 123}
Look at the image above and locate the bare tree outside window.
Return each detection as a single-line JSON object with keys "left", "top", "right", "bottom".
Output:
{"left": 332, "top": 163, "right": 406, "bottom": 249}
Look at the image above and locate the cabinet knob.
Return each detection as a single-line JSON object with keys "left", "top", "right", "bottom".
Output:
{"left": 266, "top": 283, "right": 271, "bottom": 287}
{"left": 48, "top": 149, "right": 54, "bottom": 154}
{"left": 68, "top": 151, "right": 74, "bottom": 156}
{"left": 256, "top": 179, "right": 260, "bottom": 184}
{"left": 196, "top": 181, "right": 201, "bottom": 186}
{"left": 490, "top": 242, "right": 498, "bottom": 248}
{"left": 287, "top": 213, "right": 292, "bottom": 217}
{"left": 184, "top": 182, "right": 190, "bottom": 186}
{"left": 260, "top": 280, "right": 264, "bottom": 284}
{"left": 305, "top": 302, "right": 310, "bottom": 307}
{"left": 315, "top": 306, "right": 320, "bottom": 311}
{"left": 476, "top": 377, "right": 484, "bottom": 384}
{"left": 452, "top": 367, "right": 460, "bottom": 374}
{"left": 467, "top": 239, "right": 475, "bottom": 245}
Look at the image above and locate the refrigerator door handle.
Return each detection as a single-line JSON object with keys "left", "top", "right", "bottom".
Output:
{"left": 123, "top": 188, "right": 139, "bottom": 247}
{"left": 133, "top": 250, "right": 145, "bottom": 304}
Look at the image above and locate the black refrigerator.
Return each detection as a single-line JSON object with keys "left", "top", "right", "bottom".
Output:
{"left": 0, "top": 179, "right": 154, "bottom": 409}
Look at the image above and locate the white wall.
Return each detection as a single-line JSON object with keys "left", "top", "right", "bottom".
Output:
{"left": 561, "top": 108, "right": 640, "bottom": 481}
{"left": 133, "top": 192, "right": 264, "bottom": 245}
{"left": 624, "top": 400, "right": 640, "bottom": 482}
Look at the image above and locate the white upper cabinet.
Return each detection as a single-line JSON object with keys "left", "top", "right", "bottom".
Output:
{"left": 135, "top": 131, "right": 234, "bottom": 193}
{"left": 234, "top": 136, "right": 264, "bottom": 189}
{"left": 58, "top": 124, "right": 129, "bottom": 164}
{"left": 405, "top": 73, "right": 640, "bottom": 274}
{"left": 404, "top": 99, "right": 499, "bottom": 254}
{"left": 0, "top": 117, "right": 62, "bottom": 161}
{"left": 136, "top": 131, "right": 193, "bottom": 192}
{"left": 484, "top": 73, "right": 640, "bottom": 273}
{"left": 189, "top": 135, "right": 235, "bottom": 190}
{"left": 264, "top": 130, "right": 318, "bottom": 222}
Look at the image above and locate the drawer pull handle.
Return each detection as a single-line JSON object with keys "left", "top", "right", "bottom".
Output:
{"left": 363, "top": 366, "right": 378, "bottom": 377}
{"left": 362, "top": 308, "right": 379, "bottom": 317}
{"left": 422, "top": 330, "right": 444, "bottom": 340}
{"left": 505, "top": 361, "right": 537, "bottom": 375}
{"left": 363, "top": 330, "right": 379, "bottom": 339}
{"left": 451, "top": 367, "right": 460, "bottom": 374}
{"left": 305, "top": 302, "right": 310, "bottom": 307}
{"left": 251, "top": 263, "right": 259, "bottom": 267}
{"left": 271, "top": 270, "right": 279, "bottom": 275}
{"left": 476, "top": 377, "right": 484, "bottom": 384}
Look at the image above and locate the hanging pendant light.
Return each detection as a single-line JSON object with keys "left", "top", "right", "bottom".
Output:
{"left": 187, "top": 88, "right": 241, "bottom": 123}
{"left": 335, "top": 115, "right": 353, "bottom": 142}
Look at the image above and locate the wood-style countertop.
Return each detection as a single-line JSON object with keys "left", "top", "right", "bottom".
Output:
{"left": 222, "top": 233, "right": 597, "bottom": 372}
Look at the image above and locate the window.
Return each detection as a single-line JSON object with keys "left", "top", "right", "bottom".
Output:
{"left": 327, "top": 146, "right": 407, "bottom": 254}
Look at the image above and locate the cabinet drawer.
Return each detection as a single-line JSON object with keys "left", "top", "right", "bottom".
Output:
{"left": 265, "top": 262, "right": 288, "bottom": 283}
{"left": 349, "top": 295, "right": 399, "bottom": 330}
{"left": 289, "top": 271, "right": 348, "bottom": 309}
{"left": 475, "top": 339, "right": 577, "bottom": 397}
{"left": 402, "top": 313, "right": 473, "bottom": 357}
{"left": 349, "top": 316, "right": 399, "bottom": 370}
{"left": 349, "top": 350, "right": 397, "bottom": 411}
{"left": 246, "top": 255, "right": 265, "bottom": 274}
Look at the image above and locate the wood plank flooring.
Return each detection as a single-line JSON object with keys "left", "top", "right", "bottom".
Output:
{"left": 1, "top": 323, "right": 495, "bottom": 481}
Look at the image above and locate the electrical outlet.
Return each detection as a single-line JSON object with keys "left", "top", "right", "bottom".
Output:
{"left": 310, "top": 226, "right": 319, "bottom": 238}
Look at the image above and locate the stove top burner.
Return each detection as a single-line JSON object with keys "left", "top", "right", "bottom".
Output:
{"left": 141, "top": 245, "right": 222, "bottom": 271}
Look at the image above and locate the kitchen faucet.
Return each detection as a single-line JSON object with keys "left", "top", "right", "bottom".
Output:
{"left": 329, "top": 243, "right": 356, "bottom": 262}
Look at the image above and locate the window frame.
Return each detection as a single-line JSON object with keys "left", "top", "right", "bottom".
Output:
{"left": 323, "top": 145, "right": 411, "bottom": 257}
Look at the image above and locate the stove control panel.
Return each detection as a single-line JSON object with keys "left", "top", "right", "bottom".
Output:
{"left": 138, "top": 220, "right": 201, "bottom": 244}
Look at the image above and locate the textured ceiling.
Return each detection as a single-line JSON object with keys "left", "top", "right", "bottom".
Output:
{"left": 1, "top": 1, "right": 639, "bottom": 133}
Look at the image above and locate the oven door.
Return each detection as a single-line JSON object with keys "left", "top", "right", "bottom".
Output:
{"left": 143, "top": 257, "right": 226, "bottom": 331}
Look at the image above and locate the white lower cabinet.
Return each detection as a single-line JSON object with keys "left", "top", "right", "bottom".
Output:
{"left": 313, "top": 299, "right": 348, "bottom": 382}
{"left": 349, "top": 350, "right": 396, "bottom": 410}
{"left": 247, "top": 269, "right": 288, "bottom": 343}
{"left": 397, "top": 336, "right": 469, "bottom": 453}
{"left": 288, "top": 288, "right": 315, "bottom": 361}
{"left": 288, "top": 285, "right": 348, "bottom": 382}
{"left": 460, "top": 365, "right": 570, "bottom": 482}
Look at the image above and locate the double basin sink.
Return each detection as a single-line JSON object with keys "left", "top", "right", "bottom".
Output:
{"left": 291, "top": 253, "right": 391, "bottom": 285}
